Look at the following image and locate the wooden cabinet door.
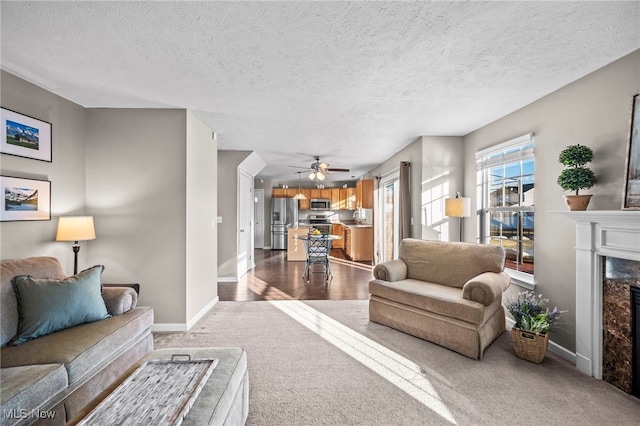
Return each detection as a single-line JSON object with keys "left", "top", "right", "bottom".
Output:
{"left": 345, "top": 188, "right": 356, "bottom": 210}
{"left": 331, "top": 224, "right": 344, "bottom": 248}
{"left": 272, "top": 188, "right": 286, "bottom": 198}
{"left": 309, "top": 189, "right": 321, "bottom": 199}
{"left": 339, "top": 188, "right": 348, "bottom": 210}
{"left": 320, "top": 189, "right": 332, "bottom": 199}
{"left": 285, "top": 188, "right": 298, "bottom": 198}
{"left": 360, "top": 179, "right": 374, "bottom": 209}
{"left": 330, "top": 188, "right": 340, "bottom": 210}
{"left": 298, "top": 194, "right": 310, "bottom": 210}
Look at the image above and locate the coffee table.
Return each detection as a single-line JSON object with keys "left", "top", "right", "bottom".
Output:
{"left": 70, "top": 347, "right": 248, "bottom": 426}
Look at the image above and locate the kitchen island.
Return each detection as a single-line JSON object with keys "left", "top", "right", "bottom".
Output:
{"left": 287, "top": 226, "right": 310, "bottom": 261}
{"left": 342, "top": 223, "right": 373, "bottom": 262}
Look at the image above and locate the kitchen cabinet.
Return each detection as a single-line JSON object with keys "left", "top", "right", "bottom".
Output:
{"left": 356, "top": 179, "right": 374, "bottom": 209}
{"left": 285, "top": 188, "right": 299, "bottom": 198}
{"left": 330, "top": 189, "right": 341, "bottom": 210}
{"left": 340, "top": 188, "right": 356, "bottom": 210}
{"left": 272, "top": 188, "right": 286, "bottom": 198}
{"left": 298, "top": 190, "right": 310, "bottom": 210}
{"left": 331, "top": 223, "right": 344, "bottom": 248}
{"left": 320, "top": 188, "right": 332, "bottom": 199}
{"left": 344, "top": 225, "right": 373, "bottom": 261}
{"left": 309, "top": 189, "right": 321, "bottom": 199}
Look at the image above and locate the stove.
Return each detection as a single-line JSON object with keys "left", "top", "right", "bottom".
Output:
{"left": 308, "top": 213, "right": 333, "bottom": 234}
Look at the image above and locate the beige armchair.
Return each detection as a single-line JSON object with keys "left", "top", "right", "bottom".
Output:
{"left": 369, "top": 238, "right": 510, "bottom": 359}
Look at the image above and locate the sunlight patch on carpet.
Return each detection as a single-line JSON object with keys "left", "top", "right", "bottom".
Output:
{"left": 269, "top": 300, "right": 457, "bottom": 424}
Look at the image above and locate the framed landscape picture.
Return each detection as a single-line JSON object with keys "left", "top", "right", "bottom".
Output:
{"left": 1, "top": 176, "right": 51, "bottom": 221}
{"left": 1, "top": 107, "right": 52, "bottom": 162}
{"left": 623, "top": 94, "right": 640, "bottom": 210}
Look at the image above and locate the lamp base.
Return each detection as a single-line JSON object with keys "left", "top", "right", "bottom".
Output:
{"left": 72, "top": 242, "right": 80, "bottom": 275}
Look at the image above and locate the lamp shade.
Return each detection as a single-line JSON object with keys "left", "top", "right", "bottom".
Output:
{"left": 56, "top": 216, "right": 96, "bottom": 241}
{"left": 444, "top": 197, "right": 471, "bottom": 218}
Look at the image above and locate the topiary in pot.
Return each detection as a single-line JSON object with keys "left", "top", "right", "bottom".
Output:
{"left": 557, "top": 144, "right": 597, "bottom": 211}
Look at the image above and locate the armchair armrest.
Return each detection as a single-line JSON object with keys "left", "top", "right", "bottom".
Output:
{"left": 102, "top": 286, "right": 138, "bottom": 316}
{"left": 373, "top": 259, "right": 408, "bottom": 282}
{"left": 462, "top": 271, "right": 511, "bottom": 306}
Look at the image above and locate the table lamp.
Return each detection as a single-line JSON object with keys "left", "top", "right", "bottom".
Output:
{"left": 445, "top": 192, "right": 471, "bottom": 242}
{"left": 56, "top": 216, "right": 96, "bottom": 274}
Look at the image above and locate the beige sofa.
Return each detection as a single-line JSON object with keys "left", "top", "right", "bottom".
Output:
{"left": 369, "top": 238, "right": 510, "bottom": 359}
{"left": 0, "top": 257, "right": 154, "bottom": 426}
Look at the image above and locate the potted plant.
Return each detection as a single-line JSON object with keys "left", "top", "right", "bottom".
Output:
{"left": 557, "top": 144, "right": 597, "bottom": 210}
{"left": 504, "top": 291, "right": 564, "bottom": 363}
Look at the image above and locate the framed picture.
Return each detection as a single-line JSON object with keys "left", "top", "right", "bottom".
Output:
{"left": 1, "top": 176, "right": 51, "bottom": 221}
{"left": 623, "top": 94, "right": 640, "bottom": 210}
{"left": 1, "top": 107, "right": 52, "bottom": 162}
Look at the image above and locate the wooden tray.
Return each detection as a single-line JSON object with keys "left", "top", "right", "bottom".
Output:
{"left": 78, "top": 355, "right": 218, "bottom": 426}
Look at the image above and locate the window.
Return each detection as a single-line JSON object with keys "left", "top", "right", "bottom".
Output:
{"left": 476, "top": 134, "right": 534, "bottom": 286}
{"left": 379, "top": 171, "right": 400, "bottom": 262}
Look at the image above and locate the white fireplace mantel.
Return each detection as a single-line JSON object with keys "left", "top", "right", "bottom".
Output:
{"left": 559, "top": 210, "right": 640, "bottom": 379}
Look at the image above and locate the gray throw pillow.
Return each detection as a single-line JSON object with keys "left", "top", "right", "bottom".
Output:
{"left": 10, "top": 265, "right": 110, "bottom": 345}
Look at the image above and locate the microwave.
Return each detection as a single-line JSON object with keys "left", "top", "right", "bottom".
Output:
{"left": 310, "top": 199, "right": 331, "bottom": 211}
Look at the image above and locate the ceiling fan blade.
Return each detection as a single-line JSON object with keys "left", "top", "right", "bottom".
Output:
{"left": 288, "top": 165, "right": 310, "bottom": 169}
{"left": 327, "top": 168, "right": 350, "bottom": 172}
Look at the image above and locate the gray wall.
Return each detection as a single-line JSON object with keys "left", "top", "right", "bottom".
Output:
{"left": 85, "top": 109, "right": 189, "bottom": 325}
{"left": 217, "top": 150, "right": 252, "bottom": 279}
{"left": 0, "top": 71, "right": 88, "bottom": 273}
{"left": 185, "top": 111, "right": 218, "bottom": 321}
{"left": 1, "top": 71, "right": 219, "bottom": 328}
{"left": 463, "top": 49, "right": 640, "bottom": 352}
{"left": 366, "top": 136, "right": 464, "bottom": 241}
{"left": 420, "top": 136, "right": 464, "bottom": 241}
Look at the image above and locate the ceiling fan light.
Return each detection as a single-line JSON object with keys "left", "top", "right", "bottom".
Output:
{"left": 319, "top": 162, "right": 328, "bottom": 170}
{"left": 308, "top": 172, "right": 316, "bottom": 180}
{"left": 317, "top": 172, "right": 325, "bottom": 181}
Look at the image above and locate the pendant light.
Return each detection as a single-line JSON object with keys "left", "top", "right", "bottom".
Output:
{"left": 293, "top": 172, "right": 307, "bottom": 200}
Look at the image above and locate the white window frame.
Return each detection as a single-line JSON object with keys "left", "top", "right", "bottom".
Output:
{"left": 378, "top": 170, "right": 400, "bottom": 262}
{"left": 476, "top": 133, "right": 535, "bottom": 289}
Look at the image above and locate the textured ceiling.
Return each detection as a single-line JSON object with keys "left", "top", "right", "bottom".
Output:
{"left": 1, "top": 1, "right": 639, "bottom": 183}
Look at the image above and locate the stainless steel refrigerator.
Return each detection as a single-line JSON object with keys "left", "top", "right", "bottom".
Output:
{"left": 271, "top": 198, "right": 298, "bottom": 250}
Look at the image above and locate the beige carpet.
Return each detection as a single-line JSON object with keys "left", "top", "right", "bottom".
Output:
{"left": 154, "top": 300, "right": 640, "bottom": 425}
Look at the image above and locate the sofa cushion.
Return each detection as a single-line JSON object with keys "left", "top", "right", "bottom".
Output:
{"left": 399, "top": 239, "right": 506, "bottom": 288}
{"left": 1, "top": 364, "right": 68, "bottom": 420}
{"left": 10, "top": 265, "right": 110, "bottom": 345}
{"left": 1, "top": 306, "right": 153, "bottom": 386}
{"left": 1, "top": 257, "right": 66, "bottom": 347}
{"left": 370, "top": 278, "right": 500, "bottom": 325}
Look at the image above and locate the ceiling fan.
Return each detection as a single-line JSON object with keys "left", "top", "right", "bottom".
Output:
{"left": 290, "top": 156, "right": 350, "bottom": 181}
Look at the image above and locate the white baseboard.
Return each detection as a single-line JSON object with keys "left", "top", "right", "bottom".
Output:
{"left": 152, "top": 296, "right": 219, "bottom": 332}
{"left": 186, "top": 296, "right": 219, "bottom": 330}
{"left": 151, "top": 323, "right": 187, "bottom": 332}
{"left": 505, "top": 318, "right": 575, "bottom": 365}
{"left": 218, "top": 276, "right": 238, "bottom": 283}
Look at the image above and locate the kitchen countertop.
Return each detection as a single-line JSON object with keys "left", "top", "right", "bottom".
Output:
{"left": 336, "top": 221, "right": 373, "bottom": 228}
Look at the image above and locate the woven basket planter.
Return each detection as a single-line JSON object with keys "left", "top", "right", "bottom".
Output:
{"left": 511, "top": 327, "right": 549, "bottom": 363}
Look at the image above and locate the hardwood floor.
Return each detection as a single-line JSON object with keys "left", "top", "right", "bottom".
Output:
{"left": 218, "top": 249, "right": 374, "bottom": 301}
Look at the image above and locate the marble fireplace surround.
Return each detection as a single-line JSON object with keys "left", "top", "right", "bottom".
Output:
{"left": 562, "top": 210, "right": 640, "bottom": 379}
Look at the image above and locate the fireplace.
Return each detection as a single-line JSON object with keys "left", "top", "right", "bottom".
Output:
{"left": 602, "top": 256, "right": 640, "bottom": 395}
{"left": 561, "top": 210, "right": 640, "bottom": 383}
